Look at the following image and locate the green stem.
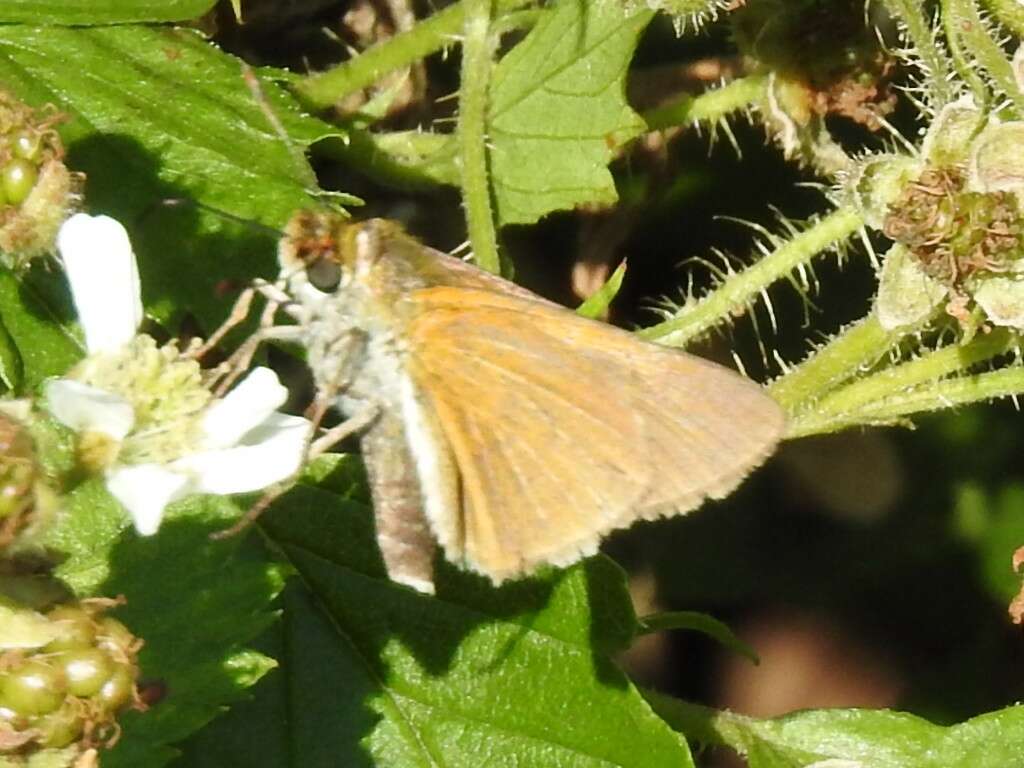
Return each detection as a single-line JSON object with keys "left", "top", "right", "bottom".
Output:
{"left": 942, "top": 0, "right": 991, "bottom": 107}
{"left": 811, "top": 328, "right": 1015, "bottom": 418}
{"left": 638, "top": 208, "right": 864, "bottom": 348}
{"left": 869, "top": 366, "right": 1024, "bottom": 413}
{"left": 948, "top": 0, "right": 1024, "bottom": 116}
{"left": 881, "top": 0, "right": 955, "bottom": 105}
{"left": 983, "top": 0, "right": 1024, "bottom": 37}
{"left": 295, "top": 0, "right": 531, "bottom": 109}
{"left": 790, "top": 337, "right": 1024, "bottom": 438}
{"left": 458, "top": 0, "right": 502, "bottom": 275}
{"left": 642, "top": 74, "right": 769, "bottom": 132}
{"left": 768, "top": 315, "right": 901, "bottom": 415}
{"left": 296, "top": 4, "right": 463, "bottom": 108}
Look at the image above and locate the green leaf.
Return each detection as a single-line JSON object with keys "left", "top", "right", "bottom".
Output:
{"left": 646, "top": 692, "right": 1024, "bottom": 768}
{"left": 46, "top": 481, "right": 287, "bottom": 767}
{"left": 0, "top": 268, "right": 80, "bottom": 392}
{"left": 174, "top": 480, "right": 695, "bottom": 768}
{"left": 487, "top": 0, "right": 651, "bottom": 226}
{"left": 576, "top": 260, "right": 627, "bottom": 319}
{"left": 0, "top": 0, "right": 216, "bottom": 24}
{"left": 0, "top": 26, "right": 340, "bottom": 329}
{"left": 638, "top": 610, "right": 759, "bottom": 664}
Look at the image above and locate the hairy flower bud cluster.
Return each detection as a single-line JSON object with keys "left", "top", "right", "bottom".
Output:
{"left": 0, "top": 91, "right": 81, "bottom": 269}
{"left": 867, "top": 97, "right": 1024, "bottom": 332}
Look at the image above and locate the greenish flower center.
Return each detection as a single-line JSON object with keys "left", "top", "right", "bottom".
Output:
{"left": 71, "top": 336, "right": 211, "bottom": 465}
{"left": 883, "top": 166, "right": 1024, "bottom": 286}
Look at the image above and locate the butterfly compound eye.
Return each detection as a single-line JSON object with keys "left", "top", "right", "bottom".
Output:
{"left": 307, "top": 257, "right": 343, "bottom": 292}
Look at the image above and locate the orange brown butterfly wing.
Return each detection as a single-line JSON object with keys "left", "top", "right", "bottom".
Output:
{"left": 403, "top": 286, "right": 784, "bottom": 582}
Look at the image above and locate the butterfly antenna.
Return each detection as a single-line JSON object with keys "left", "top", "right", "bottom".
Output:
{"left": 146, "top": 197, "right": 285, "bottom": 238}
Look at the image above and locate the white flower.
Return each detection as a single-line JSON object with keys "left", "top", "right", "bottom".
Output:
{"left": 45, "top": 213, "right": 310, "bottom": 535}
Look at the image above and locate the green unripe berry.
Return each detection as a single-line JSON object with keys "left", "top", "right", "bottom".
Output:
{"left": 59, "top": 648, "right": 115, "bottom": 698}
{"left": 96, "top": 617, "right": 134, "bottom": 655}
{"left": 95, "top": 664, "right": 134, "bottom": 712}
{"left": 45, "top": 606, "right": 97, "bottom": 651}
{"left": 2, "top": 158, "right": 37, "bottom": 205}
{"left": 0, "top": 660, "right": 66, "bottom": 715}
{"left": 9, "top": 129, "right": 41, "bottom": 162}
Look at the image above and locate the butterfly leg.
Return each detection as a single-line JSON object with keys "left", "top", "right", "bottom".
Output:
{"left": 209, "top": 481, "right": 289, "bottom": 540}
{"left": 308, "top": 401, "right": 380, "bottom": 458}
{"left": 209, "top": 321, "right": 304, "bottom": 397}
{"left": 187, "top": 284, "right": 257, "bottom": 362}
{"left": 189, "top": 278, "right": 291, "bottom": 358}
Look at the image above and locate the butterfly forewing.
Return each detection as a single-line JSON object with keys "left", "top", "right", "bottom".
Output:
{"left": 403, "top": 286, "right": 784, "bottom": 581}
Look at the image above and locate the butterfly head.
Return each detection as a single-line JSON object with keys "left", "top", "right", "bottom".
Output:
{"left": 277, "top": 211, "right": 429, "bottom": 317}
{"left": 278, "top": 209, "right": 371, "bottom": 298}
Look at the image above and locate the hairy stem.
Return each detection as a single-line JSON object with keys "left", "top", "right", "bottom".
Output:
{"left": 639, "top": 208, "right": 864, "bottom": 348}
{"left": 642, "top": 73, "right": 769, "bottom": 131}
{"left": 789, "top": 329, "right": 1020, "bottom": 437}
{"left": 945, "top": 0, "right": 1024, "bottom": 116}
{"left": 814, "top": 328, "right": 1015, "bottom": 417}
{"left": 882, "top": 0, "right": 955, "bottom": 105}
{"left": 942, "top": 0, "right": 994, "bottom": 107}
{"left": 791, "top": 365, "right": 1024, "bottom": 437}
{"left": 459, "top": 0, "right": 502, "bottom": 274}
{"left": 295, "top": 0, "right": 531, "bottom": 109}
{"left": 769, "top": 315, "right": 902, "bottom": 414}
{"left": 983, "top": 0, "right": 1024, "bottom": 37}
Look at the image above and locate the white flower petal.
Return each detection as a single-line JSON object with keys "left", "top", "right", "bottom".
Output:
{"left": 237, "top": 411, "right": 312, "bottom": 447}
{"left": 105, "top": 464, "right": 192, "bottom": 535}
{"left": 200, "top": 367, "right": 289, "bottom": 449}
{"left": 45, "top": 379, "right": 134, "bottom": 440}
{"left": 58, "top": 213, "right": 143, "bottom": 354}
{"left": 175, "top": 412, "right": 310, "bottom": 494}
